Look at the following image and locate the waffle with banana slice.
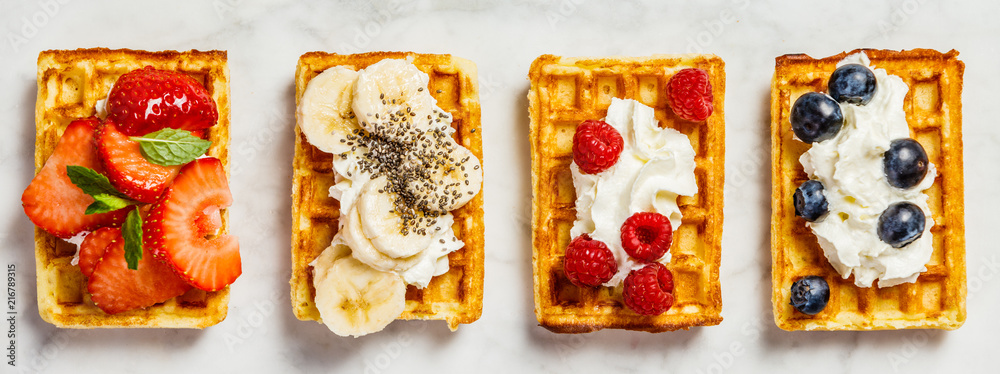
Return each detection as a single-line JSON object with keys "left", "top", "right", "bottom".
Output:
{"left": 770, "top": 49, "right": 966, "bottom": 331}
{"left": 33, "top": 48, "right": 231, "bottom": 328}
{"left": 290, "top": 52, "right": 484, "bottom": 333}
{"left": 529, "top": 54, "right": 725, "bottom": 333}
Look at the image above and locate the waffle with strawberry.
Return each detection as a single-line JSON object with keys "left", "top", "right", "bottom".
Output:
{"left": 26, "top": 48, "right": 237, "bottom": 328}
{"left": 529, "top": 54, "right": 725, "bottom": 333}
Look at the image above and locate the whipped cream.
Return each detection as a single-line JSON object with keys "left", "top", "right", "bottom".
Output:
{"left": 799, "top": 52, "right": 937, "bottom": 288}
{"left": 570, "top": 98, "right": 697, "bottom": 286}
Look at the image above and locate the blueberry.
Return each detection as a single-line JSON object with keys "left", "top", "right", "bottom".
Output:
{"left": 828, "top": 63, "right": 877, "bottom": 105}
{"left": 790, "top": 276, "right": 830, "bottom": 315}
{"left": 884, "top": 138, "right": 929, "bottom": 189}
{"left": 790, "top": 92, "right": 843, "bottom": 143}
{"left": 878, "top": 202, "right": 925, "bottom": 248}
{"left": 793, "top": 180, "right": 828, "bottom": 222}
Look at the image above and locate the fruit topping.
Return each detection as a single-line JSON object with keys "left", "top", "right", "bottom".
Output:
{"left": 78, "top": 227, "right": 120, "bottom": 278}
{"left": 563, "top": 234, "right": 617, "bottom": 287}
{"left": 97, "top": 120, "right": 183, "bottom": 203}
{"left": 21, "top": 118, "right": 130, "bottom": 238}
{"left": 87, "top": 235, "right": 192, "bottom": 315}
{"left": 144, "top": 157, "right": 241, "bottom": 291}
{"left": 827, "top": 63, "right": 877, "bottom": 105}
{"left": 883, "top": 138, "right": 929, "bottom": 189}
{"left": 623, "top": 262, "right": 674, "bottom": 316}
{"left": 620, "top": 212, "right": 673, "bottom": 262}
{"left": 877, "top": 201, "right": 925, "bottom": 248}
{"left": 311, "top": 243, "right": 406, "bottom": 337}
{"left": 793, "top": 180, "right": 829, "bottom": 222}
{"left": 572, "top": 119, "right": 623, "bottom": 174}
{"left": 789, "top": 275, "right": 829, "bottom": 315}
{"left": 107, "top": 66, "right": 218, "bottom": 136}
{"left": 666, "top": 68, "right": 714, "bottom": 122}
{"left": 790, "top": 92, "right": 843, "bottom": 143}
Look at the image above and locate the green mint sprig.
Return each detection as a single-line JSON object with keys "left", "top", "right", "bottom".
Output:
{"left": 130, "top": 128, "right": 212, "bottom": 166}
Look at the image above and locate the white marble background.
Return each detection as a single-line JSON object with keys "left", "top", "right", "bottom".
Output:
{"left": 0, "top": 0, "right": 997, "bottom": 372}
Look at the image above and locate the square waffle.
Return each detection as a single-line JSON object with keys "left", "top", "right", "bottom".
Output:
{"left": 34, "top": 48, "right": 232, "bottom": 328}
{"left": 529, "top": 54, "right": 726, "bottom": 333}
{"left": 770, "top": 49, "right": 966, "bottom": 331}
{"left": 290, "top": 52, "right": 484, "bottom": 330}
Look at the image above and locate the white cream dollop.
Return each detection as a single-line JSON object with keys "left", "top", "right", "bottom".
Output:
{"left": 570, "top": 98, "right": 697, "bottom": 286}
{"left": 799, "top": 52, "right": 937, "bottom": 288}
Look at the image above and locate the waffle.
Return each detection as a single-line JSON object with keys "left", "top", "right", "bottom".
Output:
{"left": 33, "top": 48, "right": 232, "bottom": 328}
{"left": 290, "top": 52, "right": 484, "bottom": 330}
{"left": 529, "top": 55, "right": 726, "bottom": 333}
{"left": 770, "top": 49, "right": 966, "bottom": 331}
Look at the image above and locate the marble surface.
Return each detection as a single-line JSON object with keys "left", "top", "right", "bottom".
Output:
{"left": 1, "top": 0, "right": 997, "bottom": 372}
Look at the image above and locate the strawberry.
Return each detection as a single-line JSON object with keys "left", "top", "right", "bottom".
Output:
{"left": 144, "top": 157, "right": 241, "bottom": 291}
{"left": 620, "top": 212, "right": 673, "bottom": 262}
{"left": 666, "top": 68, "right": 714, "bottom": 122}
{"left": 572, "top": 119, "right": 624, "bottom": 174}
{"left": 623, "top": 262, "right": 675, "bottom": 316}
{"left": 97, "top": 119, "right": 182, "bottom": 203}
{"left": 21, "top": 118, "right": 130, "bottom": 238}
{"left": 78, "top": 227, "right": 120, "bottom": 278}
{"left": 87, "top": 236, "right": 192, "bottom": 314}
{"left": 563, "top": 234, "right": 617, "bottom": 287}
{"left": 106, "top": 66, "right": 218, "bottom": 136}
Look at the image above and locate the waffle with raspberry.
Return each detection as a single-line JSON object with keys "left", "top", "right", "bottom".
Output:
{"left": 32, "top": 48, "right": 232, "bottom": 328}
{"left": 770, "top": 49, "right": 966, "bottom": 331}
{"left": 529, "top": 54, "right": 726, "bottom": 333}
{"left": 290, "top": 52, "right": 485, "bottom": 330}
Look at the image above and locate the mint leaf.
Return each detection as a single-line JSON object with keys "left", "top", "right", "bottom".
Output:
{"left": 66, "top": 166, "right": 139, "bottom": 214}
{"left": 122, "top": 209, "right": 143, "bottom": 270}
{"left": 66, "top": 165, "right": 130, "bottom": 199}
{"left": 131, "top": 129, "right": 212, "bottom": 166}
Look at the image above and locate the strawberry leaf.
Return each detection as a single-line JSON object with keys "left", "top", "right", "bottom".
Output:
{"left": 123, "top": 209, "right": 143, "bottom": 270}
{"left": 67, "top": 166, "right": 139, "bottom": 214}
{"left": 131, "top": 129, "right": 212, "bottom": 166}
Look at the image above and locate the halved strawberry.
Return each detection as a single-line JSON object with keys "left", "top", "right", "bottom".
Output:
{"left": 78, "top": 227, "right": 120, "bottom": 277}
{"left": 97, "top": 119, "right": 182, "bottom": 203}
{"left": 144, "top": 157, "right": 240, "bottom": 291}
{"left": 87, "top": 236, "right": 192, "bottom": 314}
{"left": 22, "top": 118, "right": 130, "bottom": 238}
{"left": 107, "top": 66, "right": 218, "bottom": 136}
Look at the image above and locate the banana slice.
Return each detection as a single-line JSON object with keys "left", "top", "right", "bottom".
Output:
{"left": 298, "top": 66, "right": 361, "bottom": 154}
{"left": 345, "top": 204, "right": 422, "bottom": 273}
{"left": 352, "top": 59, "right": 450, "bottom": 141}
{"left": 312, "top": 242, "right": 406, "bottom": 337}
{"left": 357, "top": 176, "right": 434, "bottom": 258}
{"left": 406, "top": 142, "right": 483, "bottom": 213}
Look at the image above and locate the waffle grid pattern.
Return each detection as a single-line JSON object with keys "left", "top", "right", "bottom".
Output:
{"left": 529, "top": 54, "right": 725, "bottom": 333}
{"left": 34, "top": 48, "right": 231, "bottom": 328}
{"left": 290, "top": 52, "right": 484, "bottom": 330}
{"left": 770, "top": 49, "right": 966, "bottom": 331}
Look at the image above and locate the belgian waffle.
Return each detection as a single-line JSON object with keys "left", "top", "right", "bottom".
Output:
{"left": 529, "top": 54, "right": 726, "bottom": 333}
{"left": 770, "top": 49, "right": 966, "bottom": 331}
{"left": 34, "top": 48, "right": 232, "bottom": 328}
{"left": 290, "top": 52, "right": 485, "bottom": 330}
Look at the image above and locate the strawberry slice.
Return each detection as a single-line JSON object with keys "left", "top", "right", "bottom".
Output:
{"left": 106, "top": 66, "right": 218, "bottom": 136}
{"left": 22, "top": 118, "right": 130, "bottom": 238}
{"left": 78, "top": 227, "right": 120, "bottom": 277}
{"left": 144, "top": 157, "right": 240, "bottom": 291}
{"left": 87, "top": 236, "right": 192, "bottom": 314}
{"left": 97, "top": 119, "right": 182, "bottom": 203}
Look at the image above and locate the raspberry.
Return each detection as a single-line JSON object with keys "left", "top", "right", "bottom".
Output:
{"left": 620, "top": 212, "right": 673, "bottom": 262}
{"left": 666, "top": 68, "right": 714, "bottom": 122}
{"left": 572, "top": 120, "right": 623, "bottom": 174}
{"left": 623, "top": 262, "right": 674, "bottom": 316}
{"left": 563, "top": 234, "right": 617, "bottom": 287}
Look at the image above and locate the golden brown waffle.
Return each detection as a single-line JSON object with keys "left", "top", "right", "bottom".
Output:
{"left": 290, "top": 52, "right": 484, "bottom": 330}
{"left": 770, "top": 49, "right": 966, "bottom": 331}
{"left": 529, "top": 54, "right": 725, "bottom": 333}
{"left": 33, "top": 48, "right": 232, "bottom": 328}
